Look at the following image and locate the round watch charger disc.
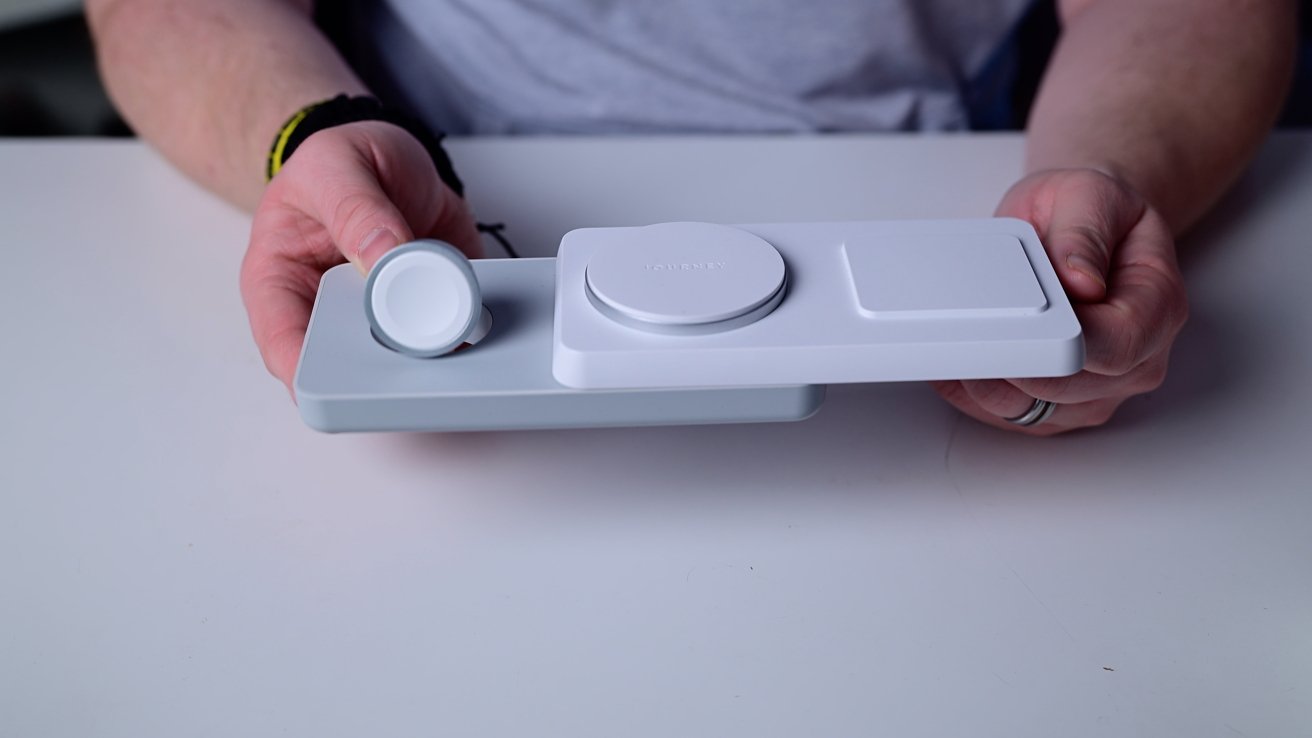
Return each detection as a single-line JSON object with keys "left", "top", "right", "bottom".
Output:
{"left": 365, "top": 240, "right": 486, "bottom": 357}
{"left": 584, "top": 222, "right": 787, "bottom": 334}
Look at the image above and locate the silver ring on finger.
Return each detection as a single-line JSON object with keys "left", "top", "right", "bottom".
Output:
{"left": 1006, "top": 398, "right": 1057, "bottom": 427}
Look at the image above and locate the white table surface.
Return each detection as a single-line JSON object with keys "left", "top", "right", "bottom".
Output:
{"left": 1, "top": 133, "right": 1309, "bottom": 738}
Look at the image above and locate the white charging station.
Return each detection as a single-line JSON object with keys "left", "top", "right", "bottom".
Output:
{"left": 295, "top": 218, "right": 1083, "bottom": 432}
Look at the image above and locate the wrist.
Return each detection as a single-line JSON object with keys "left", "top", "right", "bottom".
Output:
{"left": 265, "top": 94, "right": 464, "bottom": 197}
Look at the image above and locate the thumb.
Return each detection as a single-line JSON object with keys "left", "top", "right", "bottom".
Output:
{"left": 354, "top": 224, "right": 411, "bottom": 275}
{"left": 1041, "top": 193, "right": 1114, "bottom": 303}
{"left": 997, "top": 171, "right": 1145, "bottom": 304}
{"left": 317, "top": 178, "right": 416, "bottom": 275}
{"left": 279, "top": 149, "right": 418, "bottom": 275}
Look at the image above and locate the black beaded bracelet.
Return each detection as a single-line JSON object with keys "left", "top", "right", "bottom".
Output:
{"left": 265, "top": 94, "right": 464, "bottom": 197}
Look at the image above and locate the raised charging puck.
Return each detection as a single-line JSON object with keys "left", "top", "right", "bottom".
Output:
{"left": 583, "top": 222, "right": 787, "bottom": 335}
{"left": 365, "top": 240, "right": 490, "bottom": 358}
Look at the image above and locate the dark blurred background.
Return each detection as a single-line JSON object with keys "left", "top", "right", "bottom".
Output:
{"left": 1, "top": 0, "right": 1309, "bottom": 137}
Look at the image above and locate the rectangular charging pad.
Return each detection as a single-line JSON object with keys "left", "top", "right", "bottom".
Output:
{"left": 294, "top": 259, "right": 824, "bottom": 432}
{"left": 553, "top": 218, "right": 1084, "bottom": 389}
{"left": 843, "top": 233, "right": 1049, "bottom": 319}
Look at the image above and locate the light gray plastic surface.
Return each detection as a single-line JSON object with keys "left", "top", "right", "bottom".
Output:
{"left": 553, "top": 218, "right": 1084, "bottom": 389}
{"left": 294, "top": 258, "right": 825, "bottom": 432}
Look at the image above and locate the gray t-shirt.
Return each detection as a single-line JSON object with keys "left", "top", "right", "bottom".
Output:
{"left": 360, "top": 0, "right": 1035, "bottom": 134}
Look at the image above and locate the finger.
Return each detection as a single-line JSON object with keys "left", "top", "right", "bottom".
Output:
{"left": 383, "top": 160, "right": 483, "bottom": 259}
{"left": 931, "top": 380, "right": 1120, "bottom": 436}
{"left": 337, "top": 121, "right": 483, "bottom": 260}
{"left": 1009, "top": 349, "right": 1171, "bottom": 404}
{"left": 951, "top": 378, "right": 1038, "bottom": 420}
{"left": 239, "top": 250, "right": 320, "bottom": 393}
{"left": 309, "top": 171, "right": 415, "bottom": 274}
{"left": 932, "top": 380, "right": 1055, "bottom": 434}
{"left": 418, "top": 187, "right": 484, "bottom": 259}
{"left": 271, "top": 127, "right": 417, "bottom": 274}
{"left": 999, "top": 171, "right": 1188, "bottom": 379}
{"left": 942, "top": 355, "right": 1162, "bottom": 422}
{"left": 241, "top": 199, "right": 343, "bottom": 393}
{"left": 1077, "top": 217, "right": 1188, "bottom": 376}
{"left": 997, "top": 170, "right": 1138, "bottom": 304}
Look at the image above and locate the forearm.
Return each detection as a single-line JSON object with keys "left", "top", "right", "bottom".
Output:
{"left": 87, "top": 0, "right": 369, "bottom": 209}
{"left": 1027, "top": 0, "right": 1297, "bottom": 233}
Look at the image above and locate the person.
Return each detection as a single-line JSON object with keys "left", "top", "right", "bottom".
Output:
{"left": 86, "top": 0, "right": 1297, "bottom": 434}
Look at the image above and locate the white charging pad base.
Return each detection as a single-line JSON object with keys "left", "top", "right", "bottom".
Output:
{"left": 296, "top": 259, "right": 824, "bottom": 433}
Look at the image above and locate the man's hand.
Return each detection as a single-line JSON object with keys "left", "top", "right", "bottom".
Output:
{"left": 239, "top": 120, "right": 483, "bottom": 393}
{"left": 931, "top": 169, "right": 1188, "bottom": 435}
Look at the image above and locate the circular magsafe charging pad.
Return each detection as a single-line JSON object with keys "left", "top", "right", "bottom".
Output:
{"left": 365, "top": 240, "right": 490, "bottom": 358}
{"left": 583, "top": 222, "right": 787, "bottom": 335}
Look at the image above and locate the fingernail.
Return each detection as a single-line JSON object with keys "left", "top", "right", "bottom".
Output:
{"left": 1067, "top": 253, "right": 1107, "bottom": 291}
{"left": 356, "top": 228, "right": 400, "bottom": 273}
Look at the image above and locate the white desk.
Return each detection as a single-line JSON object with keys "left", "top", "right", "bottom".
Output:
{"left": 1, "top": 134, "right": 1309, "bottom": 737}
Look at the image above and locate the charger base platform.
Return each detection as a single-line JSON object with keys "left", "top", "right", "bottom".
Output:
{"left": 553, "top": 219, "right": 1084, "bottom": 389}
{"left": 294, "top": 259, "right": 825, "bottom": 433}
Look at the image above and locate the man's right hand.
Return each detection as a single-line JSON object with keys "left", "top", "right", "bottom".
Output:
{"left": 239, "top": 120, "right": 483, "bottom": 394}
